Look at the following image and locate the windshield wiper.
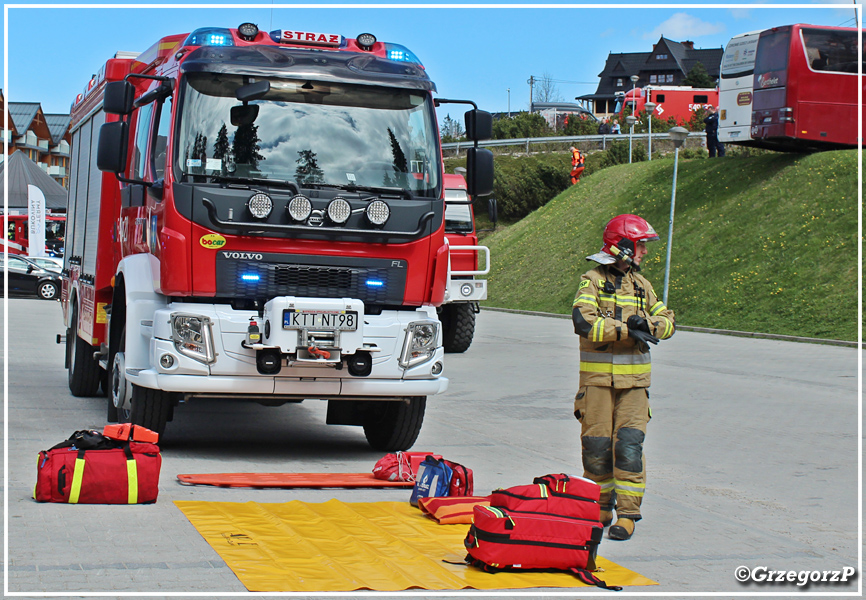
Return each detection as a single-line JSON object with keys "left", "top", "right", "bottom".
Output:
{"left": 302, "top": 181, "right": 414, "bottom": 199}
{"left": 208, "top": 175, "right": 299, "bottom": 192}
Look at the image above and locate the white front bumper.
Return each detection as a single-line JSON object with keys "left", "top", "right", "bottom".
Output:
{"left": 130, "top": 299, "right": 448, "bottom": 399}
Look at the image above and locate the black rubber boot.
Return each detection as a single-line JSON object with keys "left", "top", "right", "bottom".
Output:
{"left": 608, "top": 517, "right": 636, "bottom": 540}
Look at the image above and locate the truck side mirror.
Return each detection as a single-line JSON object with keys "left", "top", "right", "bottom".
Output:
{"left": 466, "top": 147, "right": 494, "bottom": 197}
{"left": 487, "top": 197, "right": 498, "bottom": 225}
{"left": 465, "top": 110, "right": 493, "bottom": 141}
{"left": 96, "top": 121, "right": 129, "bottom": 173}
{"left": 103, "top": 81, "right": 135, "bottom": 115}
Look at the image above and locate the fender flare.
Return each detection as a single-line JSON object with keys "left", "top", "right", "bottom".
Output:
{"left": 115, "top": 254, "right": 168, "bottom": 371}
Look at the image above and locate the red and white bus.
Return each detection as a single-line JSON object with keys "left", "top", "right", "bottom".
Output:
{"left": 751, "top": 24, "right": 864, "bottom": 150}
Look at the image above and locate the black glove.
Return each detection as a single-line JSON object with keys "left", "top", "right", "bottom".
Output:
{"left": 627, "top": 315, "right": 658, "bottom": 351}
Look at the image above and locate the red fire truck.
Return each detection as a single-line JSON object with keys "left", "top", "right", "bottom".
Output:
{"left": 61, "top": 23, "right": 493, "bottom": 450}
{"left": 439, "top": 172, "right": 493, "bottom": 353}
{"left": 616, "top": 86, "right": 719, "bottom": 123}
{"left": 2, "top": 214, "right": 66, "bottom": 256}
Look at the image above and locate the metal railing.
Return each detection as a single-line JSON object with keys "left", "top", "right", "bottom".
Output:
{"left": 442, "top": 132, "right": 706, "bottom": 154}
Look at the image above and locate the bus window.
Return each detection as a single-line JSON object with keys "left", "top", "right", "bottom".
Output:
{"left": 802, "top": 28, "right": 860, "bottom": 73}
{"left": 755, "top": 29, "right": 791, "bottom": 76}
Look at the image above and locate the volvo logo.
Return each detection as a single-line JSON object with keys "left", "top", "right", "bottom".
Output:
{"left": 308, "top": 209, "right": 325, "bottom": 226}
{"left": 221, "top": 252, "right": 263, "bottom": 260}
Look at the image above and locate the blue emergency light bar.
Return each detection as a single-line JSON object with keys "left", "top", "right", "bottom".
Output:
{"left": 366, "top": 279, "right": 385, "bottom": 287}
{"left": 241, "top": 274, "right": 261, "bottom": 282}
{"left": 184, "top": 27, "right": 235, "bottom": 47}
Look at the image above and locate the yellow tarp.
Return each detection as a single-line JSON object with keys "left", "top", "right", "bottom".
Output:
{"left": 176, "top": 499, "right": 657, "bottom": 592}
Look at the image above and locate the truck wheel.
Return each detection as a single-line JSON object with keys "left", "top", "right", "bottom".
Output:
{"left": 67, "top": 303, "right": 101, "bottom": 397}
{"left": 363, "top": 397, "right": 426, "bottom": 451}
{"left": 122, "top": 384, "right": 172, "bottom": 437}
{"left": 442, "top": 303, "right": 476, "bottom": 353}
{"left": 107, "top": 328, "right": 128, "bottom": 423}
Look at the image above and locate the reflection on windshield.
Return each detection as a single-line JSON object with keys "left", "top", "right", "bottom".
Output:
{"left": 177, "top": 73, "right": 440, "bottom": 196}
{"left": 444, "top": 188, "right": 473, "bottom": 233}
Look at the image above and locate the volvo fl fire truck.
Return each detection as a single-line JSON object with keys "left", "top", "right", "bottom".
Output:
{"left": 439, "top": 172, "right": 492, "bottom": 353}
{"left": 61, "top": 23, "right": 494, "bottom": 450}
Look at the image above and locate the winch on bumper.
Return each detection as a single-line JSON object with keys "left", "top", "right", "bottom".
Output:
{"left": 128, "top": 297, "right": 448, "bottom": 398}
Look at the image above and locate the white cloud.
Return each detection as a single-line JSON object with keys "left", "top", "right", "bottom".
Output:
{"left": 642, "top": 13, "right": 726, "bottom": 41}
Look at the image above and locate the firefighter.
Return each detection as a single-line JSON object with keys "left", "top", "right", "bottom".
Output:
{"left": 570, "top": 146, "right": 585, "bottom": 184}
{"left": 571, "top": 214, "right": 675, "bottom": 540}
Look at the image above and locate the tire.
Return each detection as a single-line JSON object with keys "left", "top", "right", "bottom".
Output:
{"left": 67, "top": 303, "right": 101, "bottom": 397}
{"left": 121, "top": 384, "right": 173, "bottom": 437}
{"left": 442, "top": 303, "right": 476, "bottom": 353}
{"left": 38, "top": 281, "right": 59, "bottom": 300}
{"left": 107, "top": 328, "right": 126, "bottom": 423}
{"left": 363, "top": 396, "right": 426, "bottom": 451}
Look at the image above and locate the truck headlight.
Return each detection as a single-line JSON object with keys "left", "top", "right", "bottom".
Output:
{"left": 170, "top": 313, "right": 217, "bottom": 364}
{"left": 399, "top": 321, "right": 439, "bottom": 369}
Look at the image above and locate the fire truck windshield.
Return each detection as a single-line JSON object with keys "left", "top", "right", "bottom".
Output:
{"left": 177, "top": 72, "right": 441, "bottom": 197}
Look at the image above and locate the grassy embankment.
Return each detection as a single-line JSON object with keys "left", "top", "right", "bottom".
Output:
{"left": 479, "top": 150, "right": 858, "bottom": 341}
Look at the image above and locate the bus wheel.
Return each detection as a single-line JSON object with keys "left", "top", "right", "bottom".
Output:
{"left": 362, "top": 396, "right": 426, "bottom": 451}
{"left": 67, "top": 303, "right": 101, "bottom": 397}
{"left": 442, "top": 303, "right": 476, "bottom": 353}
{"left": 122, "top": 384, "right": 172, "bottom": 437}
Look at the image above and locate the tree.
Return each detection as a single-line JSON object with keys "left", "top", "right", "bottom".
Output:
{"left": 295, "top": 149, "right": 324, "bottom": 184}
{"left": 212, "top": 124, "right": 231, "bottom": 175}
{"left": 682, "top": 62, "right": 716, "bottom": 88}
{"left": 440, "top": 114, "right": 465, "bottom": 142}
{"left": 534, "top": 72, "right": 562, "bottom": 103}
{"left": 492, "top": 111, "right": 552, "bottom": 139}
{"left": 232, "top": 124, "right": 265, "bottom": 170}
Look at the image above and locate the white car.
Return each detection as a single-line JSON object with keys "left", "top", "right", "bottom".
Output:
{"left": 26, "top": 256, "right": 63, "bottom": 273}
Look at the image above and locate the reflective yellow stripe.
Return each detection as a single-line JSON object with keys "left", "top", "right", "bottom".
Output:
{"left": 597, "top": 478, "right": 615, "bottom": 491}
{"left": 538, "top": 483, "right": 548, "bottom": 498}
{"left": 615, "top": 480, "right": 645, "bottom": 497}
{"left": 580, "top": 362, "right": 652, "bottom": 375}
{"left": 592, "top": 318, "right": 605, "bottom": 342}
{"left": 650, "top": 301, "right": 666, "bottom": 316}
{"left": 574, "top": 294, "right": 598, "bottom": 307}
{"left": 69, "top": 457, "right": 86, "bottom": 504}
{"left": 659, "top": 316, "right": 673, "bottom": 338}
{"left": 127, "top": 459, "right": 139, "bottom": 504}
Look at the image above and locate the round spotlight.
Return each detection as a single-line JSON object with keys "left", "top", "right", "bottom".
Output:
{"left": 366, "top": 200, "right": 390, "bottom": 226}
{"left": 287, "top": 195, "right": 312, "bottom": 221}
{"left": 460, "top": 283, "right": 474, "bottom": 297}
{"left": 159, "top": 354, "right": 175, "bottom": 369}
{"left": 248, "top": 192, "right": 273, "bottom": 219}
{"left": 238, "top": 22, "right": 259, "bottom": 41}
{"left": 327, "top": 198, "right": 351, "bottom": 224}
{"left": 431, "top": 361, "right": 443, "bottom": 375}
{"left": 356, "top": 33, "right": 377, "bottom": 51}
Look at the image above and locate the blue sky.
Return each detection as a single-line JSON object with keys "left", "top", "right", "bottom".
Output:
{"left": 2, "top": 2, "right": 860, "bottom": 121}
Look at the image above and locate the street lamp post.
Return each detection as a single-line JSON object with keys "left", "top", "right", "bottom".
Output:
{"left": 625, "top": 115, "right": 637, "bottom": 163}
{"left": 644, "top": 100, "right": 656, "bottom": 161}
{"left": 507, "top": 88, "right": 511, "bottom": 118}
{"left": 662, "top": 126, "right": 689, "bottom": 305}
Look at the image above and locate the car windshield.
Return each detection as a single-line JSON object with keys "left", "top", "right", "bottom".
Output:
{"left": 177, "top": 72, "right": 441, "bottom": 197}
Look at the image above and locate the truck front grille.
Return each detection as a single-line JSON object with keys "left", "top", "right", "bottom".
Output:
{"left": 215, "top": 254, "right": 406, "bottom": 305}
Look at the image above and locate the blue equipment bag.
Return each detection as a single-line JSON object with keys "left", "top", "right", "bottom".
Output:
{"left": 409, "top": 455, "right": 453, "bottom": 506}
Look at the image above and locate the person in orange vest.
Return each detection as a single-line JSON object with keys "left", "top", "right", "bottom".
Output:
{"left": 570, "top": 146, "right": 585, "bottom": 184}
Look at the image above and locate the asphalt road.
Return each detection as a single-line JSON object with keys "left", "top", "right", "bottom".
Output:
{"left": 3, "top": 297, "right": 861, "bottom": 598}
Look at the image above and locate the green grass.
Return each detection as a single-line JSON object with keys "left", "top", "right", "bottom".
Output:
{"left": 482, "top": 150, "right": 859, "bottom": 341}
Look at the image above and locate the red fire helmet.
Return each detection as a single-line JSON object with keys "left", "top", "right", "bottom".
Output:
{"left": 602, "top": 214, "right": 660, "bottom": 256}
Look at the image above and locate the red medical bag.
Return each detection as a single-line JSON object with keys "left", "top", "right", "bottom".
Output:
{"left": 34, "top": 431, "right": 161, "bottom": 504}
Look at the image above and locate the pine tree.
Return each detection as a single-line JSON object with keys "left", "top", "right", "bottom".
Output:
{"left": 682, "top": 62, "right": 716, "bottom": 88}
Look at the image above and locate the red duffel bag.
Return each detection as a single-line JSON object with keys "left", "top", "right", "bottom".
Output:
{"left": 34, "top": 430, "right": 161, "bottom": 504}
{"left": 490, "top": 477, "right": 601, "bottom": 523}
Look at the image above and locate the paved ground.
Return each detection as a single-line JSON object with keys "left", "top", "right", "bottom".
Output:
{"left": 2, "top": 297, "right": 861, "bottom": 598}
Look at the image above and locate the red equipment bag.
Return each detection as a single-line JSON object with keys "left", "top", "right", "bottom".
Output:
{"left": 443, "top": 459, "right": 474, "bottom": 496}
{"left": 34, "top": 430, "right": 161, "bottom": 504}
{"left": 372, "top": 451, "right": 442, "bottom": 482}
{"left": 490, "top": 478, "right": 601, "bottom": 523}
{"left": 464, "top": 505, "right": 619, "bottom": 590}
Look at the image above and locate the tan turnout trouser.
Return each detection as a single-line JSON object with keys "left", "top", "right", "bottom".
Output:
{"left": 574, "top": 385, "right": 650, "bottom": 520}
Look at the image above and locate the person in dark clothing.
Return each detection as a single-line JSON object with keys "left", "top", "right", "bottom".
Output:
{"left": 597, "top": 118, "right": 611, "bottom": 135}
{"left": 703, "top": 106, "right": 725, "bottom": 158}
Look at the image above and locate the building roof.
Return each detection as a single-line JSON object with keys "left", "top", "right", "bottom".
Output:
{"left": 44, "top": 114, "right": 72, "bottom": 145}
{"left": 8, "top": 102, "right": 41, "bottom": 133}
{"left": 586, "top": 37, "right": 724, "bottom": 101}
{"left": 0, "top": 150, "right": 68, "bottom": 210}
